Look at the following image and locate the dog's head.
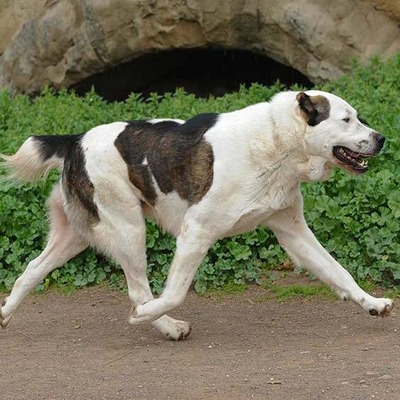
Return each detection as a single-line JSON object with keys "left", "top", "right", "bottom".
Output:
{"left": 296, "top": 90, "right": 385, "bottom": 174}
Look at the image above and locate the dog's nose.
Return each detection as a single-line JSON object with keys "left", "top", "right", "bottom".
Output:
{"left": 374, "top": 133, "right": 385, "bottom": 146}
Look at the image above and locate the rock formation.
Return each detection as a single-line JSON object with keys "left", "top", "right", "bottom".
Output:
{"left": 0, "top": 0, "right": 399, "bottom": 95}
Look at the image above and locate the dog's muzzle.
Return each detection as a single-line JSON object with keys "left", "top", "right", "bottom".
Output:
{"left": 374, "top": 133, "right": 385, "bottom": 152}
{"left": 333, "top": 132, "right": 385, "bottom": 174}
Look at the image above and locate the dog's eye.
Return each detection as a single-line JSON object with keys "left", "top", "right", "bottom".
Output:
{"left": 342, "top": 117, "right": 350, "bottom": 123}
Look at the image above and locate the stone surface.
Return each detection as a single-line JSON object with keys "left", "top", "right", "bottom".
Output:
{"left": 0, "top": 0, "right": 46, "bottom": 54}
{"left": 367, "top": 0, "right": 400, "bottom": 21}
{"left": 0, "top": 0, "right": 399, "bottom": 95}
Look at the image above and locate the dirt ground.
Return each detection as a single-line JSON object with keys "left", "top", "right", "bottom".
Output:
{"left": 1, "top": 285, "right": 398, "bottom": 400}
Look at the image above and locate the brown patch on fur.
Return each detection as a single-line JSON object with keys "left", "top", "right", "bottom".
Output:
{"left": 297, "top": 92, "right": 330, "bottom": 126}
{"left": 126, "top": 161, "right": 158, "bottom": 205}
{"left": 115, "top": 115, "right": 217, "bottom": 205}
{"left": 165, "top": 139, "right": 214, "bottom": 204}
{"left": 62, "top": 142, "right": 100, "bottom": 225}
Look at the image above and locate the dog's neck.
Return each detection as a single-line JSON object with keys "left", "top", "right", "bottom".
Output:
{"left": 299, "top": 156, "right": 334, "bottom": 182}
{"left": 263, "top": 109, "right": 332, "bottom": 182}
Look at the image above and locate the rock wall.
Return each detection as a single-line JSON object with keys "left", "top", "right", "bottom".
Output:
{"left": 0, "top": 0, "right": 399, "bottom": 95}
{"left": 367, "top": 0, "right": 400, "bottom": 20}
{"left": 0, "top": 0, "right": 47, "bottom": 54}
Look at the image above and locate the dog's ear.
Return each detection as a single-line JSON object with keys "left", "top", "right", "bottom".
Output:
{"left": 296, "top": 92, "right": 330, "bottom": 126}
{"left": 297, "top": 92, "right": 315, "bottom": 115}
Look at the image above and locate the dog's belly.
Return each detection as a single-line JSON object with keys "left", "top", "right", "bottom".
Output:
{"left": 143, "top": 192, "right": 189, "bottom": 237}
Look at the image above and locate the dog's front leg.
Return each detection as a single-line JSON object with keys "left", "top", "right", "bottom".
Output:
{"left": 129, "top": 221, "right": 215, "bottom": 325}
{"left": 266, "top": 195, "right": 394, "bottom": 317}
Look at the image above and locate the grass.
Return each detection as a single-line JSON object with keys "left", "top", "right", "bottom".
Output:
{"left": 261, "top": 282, "right": 336, "bottom": 301}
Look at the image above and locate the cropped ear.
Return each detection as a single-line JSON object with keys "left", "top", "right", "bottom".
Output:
{"left": 296, "top": 92, "right": 330, "bottom": 126}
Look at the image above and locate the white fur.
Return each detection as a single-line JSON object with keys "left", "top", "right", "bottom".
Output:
{"left": 0, "top": 137, "right": 63, "bottom": 182}
{"left": 129, "top": 91, "right": 393, "bottom": 324}
{"left": 0, "top": 90, "right": 393, "bottom": 340}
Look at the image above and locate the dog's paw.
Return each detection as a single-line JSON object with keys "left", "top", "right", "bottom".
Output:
{"left": 128, "top": 305, "right": 144, "bottom": 325}
{"left": 128, "top": 307, "right": 147, "bottom": 325}
{"left": 163, "top": 320, "right": 192, "bottom": 341}
{"left": 128, "top": 304, "right": 155, "bottom": 325}
{"left": 0, "top": 299, "right": 11, "bottom": 328}
{"left": 128, "top": 304, "right": 192, "bottom": 340}
{"left": 368, "top": 298, "right": 394, "bottom": 318}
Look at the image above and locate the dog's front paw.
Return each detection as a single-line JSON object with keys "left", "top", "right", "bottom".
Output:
{"left": 128, "top": 304, "right": 147, "bottom": 325}
{"left": 128, "top": 302, "right": 158, "bottom": 325}
{"left": 128, "top": 297, "right": 176, "bottom": 325}
{"left": 368, "top": 298, "right": 394, "bottom": 318}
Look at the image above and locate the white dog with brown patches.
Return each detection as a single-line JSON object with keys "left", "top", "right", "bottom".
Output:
{"left": 0, "top": 90, "right": 393, "bottom": 340}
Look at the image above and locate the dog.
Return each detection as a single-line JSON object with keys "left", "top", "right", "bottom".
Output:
{"left": 0, "top": 90, "right": 393, "bottom": 340}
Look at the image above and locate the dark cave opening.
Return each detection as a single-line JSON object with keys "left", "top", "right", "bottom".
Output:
{"left": 73, "top": 48, "right": 313, "bottom": 101}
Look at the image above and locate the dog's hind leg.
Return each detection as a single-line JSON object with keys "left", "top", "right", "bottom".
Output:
{"left": 0, "top": 184, "right": 88, "bottom": 327}
{"left": 92, "top": 206, "right": 192, "bottom": 340}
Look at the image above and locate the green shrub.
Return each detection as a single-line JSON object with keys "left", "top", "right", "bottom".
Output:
{"left": 1, "top": 56, "right": 399, "bottom": 293}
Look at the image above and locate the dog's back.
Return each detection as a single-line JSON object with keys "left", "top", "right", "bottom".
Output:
{"left": 1, "top": 114, "right": 220, "bottom": 236}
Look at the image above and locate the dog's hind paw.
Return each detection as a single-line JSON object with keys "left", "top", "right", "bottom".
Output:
{"left": 0, "top": 299, "right": 11, "bottom": 328}
{"left": 368, "top": 298, "right": 394, "bottom": 318}
{"left": 163, "top": 320, "right": 192, "bottom": 341}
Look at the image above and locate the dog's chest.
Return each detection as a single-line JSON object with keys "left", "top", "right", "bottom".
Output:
{"left": 225, "top": 183, "right": 300, "bottom": 237}
{"left": 226, "top": 209, "right": 269, "bottom": 236}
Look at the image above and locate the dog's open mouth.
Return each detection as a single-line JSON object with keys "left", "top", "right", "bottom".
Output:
{"left": 332, "top": 146, "right": 371, "bottom": 173}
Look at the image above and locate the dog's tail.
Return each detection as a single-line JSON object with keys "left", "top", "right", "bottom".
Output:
{"left": 1, "top": 135, "right": 80, "bottom": 182}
